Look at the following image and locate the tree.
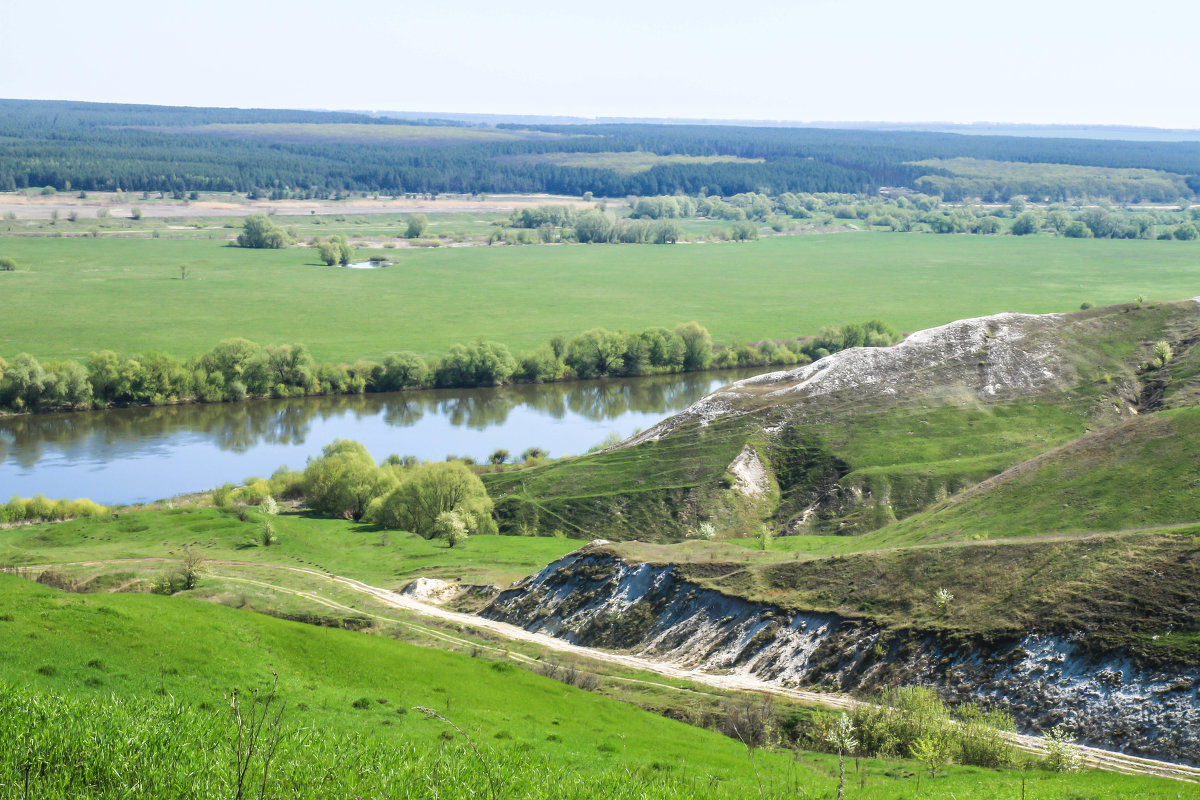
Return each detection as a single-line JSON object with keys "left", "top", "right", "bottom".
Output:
{"left": 674, "top": 322, "right": 713, "bottom": 371}
{"left": 317, "top": 240, "right": 340, "bottom": 266}
{"left": 317, "top": 234, "right": 354, "bottom": 265}
{"left": 180, "top": 546, "right": 204, "bottom": 590}
{"left": 489, "top": 448, "right": 510, "bottom": 465}
{"left": 653, "top": 219, "right": 681, "bottom": 244}
{"left": 432, "top": 510, "right": 468, "bottom": 547}
{"left": 1011, "top": 212, "right": 1040, "bottom": 236}
{"left": 1174, "top": 222, "right": 1199, "bottom": 240}
{"left": 0, "top": 353, "right": 48, "bottom": 410}
{"left": 237, "top": 214, "right": 289, "bottom": 249}
{"left": 368, "top": 461, "right": 493, "bottom": 537}
{"left": 911, "top": 729, "right": 956, "bottom": 778}
{"left": 405, "top": 214, "right": 428, "bottom": 239}
{"left": 129, "top": 206, "right": 143, "bottom": 220}
{"left": 1063, "top": 221, "right": 1092, "bottom": 238}
{"left": 1042, "top": 727, "right": 1083, "bottom": 773}
{"left": 302, "top": 439, "right": 395, "bottom": 520}
{"left": 573, "top": 210, "right": 613, "bottom": 243}
{"left": 825, "top": 713, "right": 857, "bottom": 800}
{"left": 0, "top": 256, "right": 15, "bottom": 271}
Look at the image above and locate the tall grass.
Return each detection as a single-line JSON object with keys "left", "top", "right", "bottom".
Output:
{"left": 1, "top": 685, "right": 758, "bottom": 800}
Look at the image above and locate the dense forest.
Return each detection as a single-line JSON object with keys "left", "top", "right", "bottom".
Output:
{"left": 1, "top": 99, "right": 1198, "bottom": 199}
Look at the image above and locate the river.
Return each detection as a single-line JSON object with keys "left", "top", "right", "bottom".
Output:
{"left": 0, "top": 368, "right": 768, "bottom": 505}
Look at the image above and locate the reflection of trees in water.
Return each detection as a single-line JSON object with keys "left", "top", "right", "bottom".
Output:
{"left": 381, "top": 397, "right": 425, "bottom": 428}
{"left": 0, "top": 367, "right": 766, "bottom": 468}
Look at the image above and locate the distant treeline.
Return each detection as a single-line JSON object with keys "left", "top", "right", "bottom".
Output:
{"left": 511, "top": 193, "right": 1200, "bottom": 240}
{"left": 1, "top": 100, "right": 1197, "bottom": 199}
{"left": 0, "top": 321, "right": 901, "bottom": 414}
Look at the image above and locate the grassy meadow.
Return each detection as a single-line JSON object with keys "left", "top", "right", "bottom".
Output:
{"left": 2, "top": 532, "right": 1191, "bottom": 798}
{"left": 2, "top": 233, "right": 1199, "bottom": 362}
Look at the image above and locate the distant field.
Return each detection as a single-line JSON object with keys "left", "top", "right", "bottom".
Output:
{"left": 912, "top": 156, "right": 1188, "bottom": 182}
{"left": 167, "top": 122, "right": 568, "bottom": 144}
{"left": 511, "top": 151, "right": 764, "bottom": 175}
{"left": 2, "top": 234, "right": 1199, "bottom": 362}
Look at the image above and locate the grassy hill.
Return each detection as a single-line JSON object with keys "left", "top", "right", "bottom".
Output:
{"left": 1, "top": 558, "right": 1189, "bottom": 797}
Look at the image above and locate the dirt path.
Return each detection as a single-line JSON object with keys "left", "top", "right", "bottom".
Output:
{"left": 36, "top": 557, "right": 1200, "bottom": 783}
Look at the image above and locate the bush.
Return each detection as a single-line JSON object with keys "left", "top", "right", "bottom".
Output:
{"left": 432, "top": 510, "right": 469, "bottom": 547}
{"left": 369, "top": 461, "right": 493, "bottom": 537}
{"left": 237, "top": 214, "right": 289, "bottom": 249}
{"left": 212, "top": 483, "right": 235, "bottom": 507}
{"left": 0, "top": 256, "right": 16, "bottom": 271}
{"left": 1042, "top": 726, "right": 1083, "bottom": 773}
{"left": 302, "top": 440, "right": 395, "bottom": 521}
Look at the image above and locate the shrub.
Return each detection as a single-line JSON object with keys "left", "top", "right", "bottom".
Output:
{"left": 237, "top": 214, "right": 290, "bottom": 249}
{"left": 1043, "top": 726, "right": 1083, "bottom": 773}
{"left": 432, "top": 510, "right": 469, "bottom": 547}
{"left": 0, "top": 256, "right": 16, "bottom": 271}
{"left": 212, "top": 483, "right": 235, "bottom": 507}
{"left": 369, "top": 461, "right": 493, "bottom": 537}
{"left": 302, "top": 440, "right": 395, "bottom": 521}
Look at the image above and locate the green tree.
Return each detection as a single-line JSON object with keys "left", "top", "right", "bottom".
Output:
{"left": 573, "top": 210, "right": 613, "bottom": 243}
{"left": 825, "top": 713, "right": 857, "bottom": 800}
{"left": 317, "top": 240, "right": 340, "bottom": 266}
{"left": 674, "top": 322, "right": 713, "bottom": 371}
{"left": 489, "top": 448, "right": 510, "bottom": 465}
{"left": 302, "top": 439, "right": 395, "bottom": 520}
{"left": 0, "top": 256, "right": 15, "bottom": 271}
{"left": 653, "top": 219, "right": 681, "bottom": 244}
{"left": 237, "top": 214, "right": 290, "bottom": 249}
{"left": 377, "top": 352, "right": 429, "bottom": 390}
{"left": 432, "top": 510, "right": 469, "bottom": 547}
{"left": 368, "top": 461, "right": 493, "bottom": 537}
{"left": 1011, "top": 212, "right": 1040, "bottom": 236}
{"left": 0, "top": 353, "right": 48, "bottom": 410}
{"left": 405, "top": 214, "right": 428, "bottom": 239}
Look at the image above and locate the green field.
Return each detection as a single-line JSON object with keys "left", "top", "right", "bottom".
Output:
{"left": 0, "top": 508, "right": 580, "bottom": 588}
{"left": 176, "top": 122, "right": 566, "bottom": 144}
{"left": 2, "top": 234, "right": 1199, "bottom": 362}
{"left": 513, "top": 151, "right": 764, "bottom": 175}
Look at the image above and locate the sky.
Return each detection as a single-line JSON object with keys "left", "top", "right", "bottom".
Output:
{"left": 3, "top": 0, "right": 1200, "bottom": 129}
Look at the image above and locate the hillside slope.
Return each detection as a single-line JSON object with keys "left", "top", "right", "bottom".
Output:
{"left": 487, "top": 298, "right": 1200, "bottom": 540}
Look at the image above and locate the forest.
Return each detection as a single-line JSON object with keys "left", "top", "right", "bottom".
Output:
{"left": 2, "top": 99, "right": 1197, "bottom": 199}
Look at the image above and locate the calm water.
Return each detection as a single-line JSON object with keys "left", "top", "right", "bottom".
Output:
{"left": 0, "top": 368, "right": 768, "bottom": 505}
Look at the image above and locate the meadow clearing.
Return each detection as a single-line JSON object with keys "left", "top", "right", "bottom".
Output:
{"left": 2, "top": 233, "right": 1198, "bottom": 363}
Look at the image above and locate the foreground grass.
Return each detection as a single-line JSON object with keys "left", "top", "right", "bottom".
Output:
{"left": 0, "top": 577, "right": 1187, "bottom": 798}
{"left": 2, "top": 234, "right": 1198, "bottom": 362}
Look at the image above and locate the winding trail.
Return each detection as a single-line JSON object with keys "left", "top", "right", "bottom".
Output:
{"left": 40, "top": 557, "right": 1200, "bottom": 783}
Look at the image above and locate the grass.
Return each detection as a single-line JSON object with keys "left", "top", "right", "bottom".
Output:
{"left": 614, "top": 526, "right": 1200, "bottom": 660}
{"left": 0, "top": 508, "right": 579, "bottom": 588}
{"left": 912, "top": 156, "right": 1189, "bottom": 183}
{"left": 511, "top": 151, "right": 764, "bottom": 175}
{"left": 0, "top": 576, "right": 1188, "bottom": 798}
{"left": 883, "top": 404, "right": 1200, "bottom": 539}
{"left": 2, "top": 234, "right": 1199, "bottom": 362}
{"left": 173, "top": 122, "right": 566, "bottom": 144}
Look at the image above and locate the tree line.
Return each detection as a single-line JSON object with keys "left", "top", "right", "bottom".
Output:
{"left": 3, "top": 99, "right": 1196, "bottom": 199}
{"left": 0, "top": 321, "right": 902, "bottom": 415}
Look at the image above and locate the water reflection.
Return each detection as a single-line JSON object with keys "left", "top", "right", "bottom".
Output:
{"left": 0, "top": 368, "right": 767, "bottom": 505}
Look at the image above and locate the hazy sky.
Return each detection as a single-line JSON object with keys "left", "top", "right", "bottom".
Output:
{"left": 4, "top": 0, "right": 1199, "bottom": 128}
